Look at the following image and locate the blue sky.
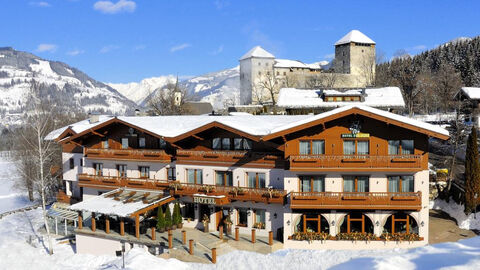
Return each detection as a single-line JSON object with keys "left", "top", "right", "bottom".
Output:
{"left": 1, "top": 1, "right": 479, "bottom": 83}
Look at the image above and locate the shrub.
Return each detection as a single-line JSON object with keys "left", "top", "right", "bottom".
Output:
{"left": 164, "top": 205, "right": 172, "bottom": 227}
{"left": 156, "top": 207, "right": 165, "bottom": 230}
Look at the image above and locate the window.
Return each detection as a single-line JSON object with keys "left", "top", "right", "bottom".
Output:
{"left": 300, "top": 175, "right": 325, "bottom": 192}
{"left": 187, "top": 169, "right": 202, "bottom": 184}
{"left": 234, "top": 138, "right": 253, "bottom": 150}
{"left": 276, "top": 71, "right": 279, "bottom": 76}
{"left": 69, "top": 158, "right": 74, "bottom": 170}
{"left": 222, "top": 138, "right": 231, "bottom": 150}
{"left": 388, "top": 140, "right": 414, "bottom": 155}
{"left": 283, "top": 72, "right": 286, "bottom": 76}
{"left": 258, "top": 71, "right": 261, "bottom": 75}
{"left": 388, "top": 176, "right": 414, "bottom": 192}
{"left": 102, "top": 138, "right": 109, "bottom": 149}
{"left": 237, "top": 209, "right": 248, "bottom": 227}
{"left": 296, "top": 214, "right": 329, "bottom": 233}
{"left": 247, "top": 172, "right": 266, "bottom": 188}
{"left": 183, "top": 203, "right": 195, "bottom": 220}
{"left": 312, "top": 140, "right": 325, "bottom": 154}
{"left": 139, "top": 166, "right": 150, "bottom": 178}
{"left": 168, "top": 167, "right": 176, "bottom": 181}
{"left": 343, "top": 140, "right": 369, "bottom": 155}
{"left": 384, "top": 213, "right": 418, "bottom": 234}
{"left": 93, "top": 163, "right": 103, "bottom": 176}
{"left": 213, "top": 138, "right": 221, "bottom": 150}
{"left": 254, "top": 209, "right": 266, "bottom": 229}
{"left": 343, "top": 176, "right": 369, "bottom": 192}
{"left": 117, "top": 164, "right": 127, "bottom": 178}
{"left": 216, "top": 171, "right": 233, "bottom": 186}
{"left": 80, "top": 158, "right": 83, "bottom": 167}
{"left": 138, "top": 137, "right": 146, "bottom": 148}
{"left": 121, "top": 138, "right": 129, "bottom": 149}
{"left": 340, "top": 213, "right": 374, "bottom": 233}
{"left": 159, "top": 139, "right": 167, "bottom": 149}
{"left": 299, "top": 141, "right": 311, "bottom": 155}
{"left": 335, "top": 97, "right": 342, "bottom": 101}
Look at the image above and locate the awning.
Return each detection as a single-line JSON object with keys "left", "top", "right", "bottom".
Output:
{"left": 48, "top": 203, "right": 79, "bottom": 221}
{"left": 70, "top": 188, "right": 174, "bottom": 217}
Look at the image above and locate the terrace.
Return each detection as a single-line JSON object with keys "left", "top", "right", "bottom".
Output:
{"left": 176, "top": 150, "right": 285, "bottom": 169}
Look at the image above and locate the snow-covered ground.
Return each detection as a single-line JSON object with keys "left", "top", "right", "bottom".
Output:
{"left": 1, "top": 155, "right": 480, "bottom": 269}
{"left": 0, "top": 155, "right": 33, "bottom": 214}
{"left": 431, "top": 199, "right": 480, "bottom": 230}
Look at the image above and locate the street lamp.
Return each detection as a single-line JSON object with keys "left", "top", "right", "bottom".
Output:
{"left": 120, "top": 240, "right": 126, "bottom": 269}
{"left": 474, "top": 193, "right": 478, "bottom": 219}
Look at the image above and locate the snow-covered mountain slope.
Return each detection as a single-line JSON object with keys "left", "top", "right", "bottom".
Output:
{"left": 107, "top": 75, "right": 176, "bottom": 104}
{"left": 0, "top": 47, "right": 137, "bottom": 127}
{"left": 131, "top": 66, "right": 240, "bottom": 110}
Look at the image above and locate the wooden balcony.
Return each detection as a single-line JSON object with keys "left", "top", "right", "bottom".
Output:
{"left": 175, "top": 150, "right": 285, "bottom": 169}
{"left": 84, "top": 148, "right": 171, "bottom": 162}
{"left": 78, "top": 174, "right": 170, "bottom": 190}
{"left": 290, "top": 191, "right": 422, "bottom": 211}
{"left": 289, "top": 155, "right": 424, "bottom": 172}
{"left": 170, "top": 182, "right": 287, "bottom": 204}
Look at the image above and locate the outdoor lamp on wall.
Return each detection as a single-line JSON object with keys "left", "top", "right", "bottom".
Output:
{"left": 273, "top": 213, "right": 277, "bottom": 219}
{"left": 375, "top": 221, "right": 380, "bottom": 226}
{"left": 331, "top": 220, "right": 335, "bottom": 226}
{"left": 421, "top": 221, "right": 425, "bottom": 227}
{"left": 287, "top": 220, "right": 290, "bottom": 226}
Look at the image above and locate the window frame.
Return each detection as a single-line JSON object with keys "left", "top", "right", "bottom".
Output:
{"left": 299, "top": 175, "right": 325, "bottom": 192}
{"left": 121, "top": 138, "right": 129, "bottom": 149}
{"left": 387, "top": 175, "right": 414, "bottom": 192}
{"left": 216, "top": 170, "right": 233, "bottom": 186}
{"left": 237, "top": 208, "right": 248, "bottom": 227}
{"left": 342, "top": 139, "right": 370, "bottom": 155}
{"left": 138, "top": 137, "right": 146, "bottom": 148}
{"left": 299, "top": 139, "right": 325, "bottom": 155}
{"left": 167, "top": 167, "right": 176, "bottom": 181}
{"left": 388, "top": 140, "right": 415, "bottom": 155}
{"left": 69, "top": 158, "right": 74, "bottom": 170}
{"left": 247, "top": 172, "right": 266, "bottom": 189}
{"left": 342, "top": 175, "right": 369, "bottom": 192}
{"left": 116, "top": 164, "right": 127, "bottom": 178}
{"left": 93, "top": 163, "right": 103, "bottom": 176}
{"left": 186, "top": 169, "right": 203, "bottom": 184}
{"left": 138, "top": 166, "right": 150, "bottom": 179}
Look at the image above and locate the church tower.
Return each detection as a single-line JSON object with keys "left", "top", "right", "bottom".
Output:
{"left": 334, "top": 30, "right": 376, "bottom": 85}
{"left": 239, "top": 46, "right": 275, "bottom": 105}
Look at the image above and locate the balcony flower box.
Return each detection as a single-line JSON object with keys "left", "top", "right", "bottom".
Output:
{"left": 198, "top": 185, "right": 216, "bottom": 193}
{"left": 228, "top": 187, "right": 245, "bottom": 196}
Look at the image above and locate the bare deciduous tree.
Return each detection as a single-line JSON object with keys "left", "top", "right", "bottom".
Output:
{"left": 148, "top": 80, "right": 192, "bottom": 115}
{"left": 434, "top": 64, "right": 463, "bottom": 113}
{"left": 256, "top": 73, "right": 281, "bottom": 114}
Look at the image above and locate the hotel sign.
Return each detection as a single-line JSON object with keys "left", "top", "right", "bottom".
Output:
{"left": 341, "top": 120, "right": 370, "bottom": 138}
{"left": 193, "top": 196, "right": 216, "bottom": 205}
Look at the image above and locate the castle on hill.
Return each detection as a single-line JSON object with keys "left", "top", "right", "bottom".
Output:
{"left": 239, "top": 30, "right": 376, "bottom": 106}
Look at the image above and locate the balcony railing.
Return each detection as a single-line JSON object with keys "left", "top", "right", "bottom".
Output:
{"left": 290, "top": 191, "right": 422, "bottom": 211}
{"left": 84, "top": 148, "right": 171, "bottom": 162}
{"left": 176, "top": 150, "right": 285, "bottom": 168}
{"left": 78, "top": 174, "right": 170, "bottom": 190}
{"left": 289, "top": 155, "right": 423, "bottom": 171}
{"left": 170, "top": 182, "right": 286, "bottom": 204}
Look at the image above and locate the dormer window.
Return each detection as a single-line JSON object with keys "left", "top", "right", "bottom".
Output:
{"left": 138, "top": 137, "right": 146, "bottom": 148}
{"left": 121, "top": 138, "right": 128, "bottom": 149}
{"left": 102, "top": 138, "right": 109, "bottom": 149}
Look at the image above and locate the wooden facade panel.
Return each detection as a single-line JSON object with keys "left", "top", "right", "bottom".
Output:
{"left": 175, "top": 150, "right": 285, "bottom": 169}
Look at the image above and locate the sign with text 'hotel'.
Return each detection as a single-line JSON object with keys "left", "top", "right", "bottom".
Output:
{"left": 193, "top": 196, "right": 216, "bottom": 205}
{"left": 341, "top": 120, "right": 370, "bottom": 138}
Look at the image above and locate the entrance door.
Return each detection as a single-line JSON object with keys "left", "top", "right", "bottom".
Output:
{"left": 215, "top": 207, "right": 223, "bottom": 231}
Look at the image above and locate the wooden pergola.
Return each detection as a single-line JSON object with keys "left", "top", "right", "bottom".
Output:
{"left": 71, "top": 188, "right": 174, "bottom": 238}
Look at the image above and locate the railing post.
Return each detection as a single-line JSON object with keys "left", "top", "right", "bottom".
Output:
{"left": 268, "top": 231, "right": 273, "bottom": 246}
{"left": 235, "top": 227, "right": 239, "bottom": 241}
{"left": 120, "top": 218, "right": 125, "bottom": 236}
{"left": 211, "top": 248, "right": 217, "bottom": 264}
{"left": 251, "top": 229, "right": 256, "bottom": 243}
{"left": 91, "top": 213, "right": 96, "bottom": 232}
{"left": 78, "top": 212, "right": 83, "bottom": 229}
{"left": 168, "top": 230, "right": 173, "bottom": 249}
{"left": 219, "top": 225, "right": 223, "bottom": 239}
{"left": 189, "top": 239, "right": 194, "bottom": 255}
{"left": 151, "top": 227, "right": 156, "bottom": 240}
{"left": 182, "top": 230, "right": 186, "bottom": 245}
{"left": 105, "top": 216, "right": 110, "bottom": 234}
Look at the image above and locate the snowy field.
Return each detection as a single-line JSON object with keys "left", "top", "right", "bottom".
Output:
{"left": 1, "top": 155, "right": 480, "bottom": 269}
{"left": 0, "top": 155, "right": 34, "bottom": 214}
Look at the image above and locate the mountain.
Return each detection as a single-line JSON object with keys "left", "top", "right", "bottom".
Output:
{"left": 109, "top": 66, "right": 240, "bottom": 110}
{"left": 107, "top": 75, "right": 176, "bottom": 104}
{"left": 0, "top": 47, "right": 137, "bottom": 127}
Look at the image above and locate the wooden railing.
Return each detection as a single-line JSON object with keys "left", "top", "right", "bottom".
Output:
{"left": 175, "top": 150, "right": 285, "bottom": 168}
{"left": 290, "top": 191, "right": 422, "bottom": 211}
{"left": 78, "top": 174, "right": 170, "bottom": 190}
{"left": 289, "top": 155, "right": 424, "bottom": 171}
{"left": 84, "top": 148, "right": 171, "bottom": 162}
{"left": 171, "top": 182, "right": 286, "bottom": 204}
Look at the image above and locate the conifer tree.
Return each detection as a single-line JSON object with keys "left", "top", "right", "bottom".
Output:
{"left": 164, "top": 204, "right": 173, "bottom": 227}
{"left": 156, "top": 206, "right": 165, "bottom": 230}
{"left": 173, "top": 202, "right": 181, "bottom": 225}
{"left": 464, "top": 129, "right": 480, "bottom": 214}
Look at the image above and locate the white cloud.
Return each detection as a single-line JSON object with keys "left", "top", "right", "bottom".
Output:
{"left": 170, "top": 43, "right": 191, "bottom": 53}
{"left": 210, "top": 45, "right": 224, "bottom": 55}
{"left": 29, "top": 1, "right": 51, "bottom": 7}
{"left": 99, "top": 45, "right": 119, "bottom": 53}
{"left": 35, "top": 43, "right": 57, "bottom": 53}
{"left": 93, "top": 0, "right": 136, "bottom": 14}
{"left": 66, "top": 49, "right": 85, "bottom": 56}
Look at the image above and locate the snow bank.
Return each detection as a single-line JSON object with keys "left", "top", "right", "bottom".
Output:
{"left": 431, "top": 199, "right": 480, "bottom": 230}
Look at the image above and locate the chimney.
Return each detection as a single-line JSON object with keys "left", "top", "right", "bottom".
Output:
{"left": 135, "top": 109, "right": 140, "bottom": 116}
{"left": 88, "top": 112, "right": 100, "bottom": 124}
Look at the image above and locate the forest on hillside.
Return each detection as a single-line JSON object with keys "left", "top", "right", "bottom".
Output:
{"left": 376, "top": 36, "right": 480, "bottom": 115}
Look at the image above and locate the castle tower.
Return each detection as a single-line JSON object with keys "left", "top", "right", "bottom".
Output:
{"left": 239, "top": 46, "right": 275, "bottom": 105}
{"left": 334, "top": 30, "right": 376, "bottom": 85}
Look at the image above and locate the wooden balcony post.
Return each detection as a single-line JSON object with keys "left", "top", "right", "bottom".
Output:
{"left": 105, "top": 216, "right": 110, "bottom": 234}
{"left": 135, "top": 215, "right": 140, "bottom": 239}
{"left": 91, "top": 213, "right": 96, "bottom": 232}
{"left": 211, "top": 248, "right": 217, "bottom": 264}
{"left": 182, "top": 230, "right": 186, "bottom": 245}
{"left": 168, "top": 230, "right": 173, "bottom": 249}
{"left": 268, "top": 231, "right": 273, "bottom": 246}
{"left": 78, "top": 212, "right": 83, "bottom": 229}
{"left": 151, "top": 227, "right": 156, "bottom": 240}
{"left": 251, "top": 229, "right": 256, "bottom": 243}
{"left": 235, "top": 227, "right": 239, "bottom": 241}
{"left": 189, "top": 239, "right": 194, "bottom": 255}
{"left": 120, "top": 218, "right": 125, "bottom": 236}
{"left": 219, "top": 225, "right": 223, "bottom": 239}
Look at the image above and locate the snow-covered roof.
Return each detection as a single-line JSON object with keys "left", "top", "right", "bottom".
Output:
{"left": 460, "top": 87, "right": 480, "bottom": 100}
{"left": 274, "top": 59, "right": 327, "bottom": 70}
{"left": 69, "top": 188, "right": 171, "bottom": 217}
{"left": 45, "top": 115, "right": 114, "bottom": 141}
{"left": 335, "top": 30, "right": 375, "bottom": 46}
{"left": 269, "top": 105, "right": 449, "bottom": 138}
{"left": 277, "top": 87, "right": 405, "bottom": 109}
{"left": 239, "top": 46, "right": 275, "bottom": 60}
